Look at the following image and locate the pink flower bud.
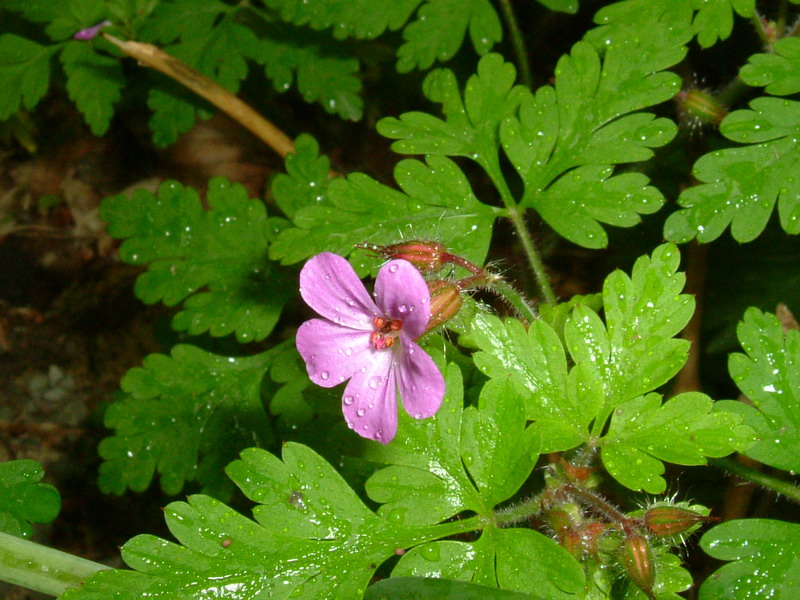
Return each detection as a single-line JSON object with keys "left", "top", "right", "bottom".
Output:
{"left": 359, "top": 240, "right": 446, "bottom": 273}
{"left": 618, "top": 534, "right": 655, "bottom": 599}
{"left": 425, "top": 280, "right": 462, "bottom": 331}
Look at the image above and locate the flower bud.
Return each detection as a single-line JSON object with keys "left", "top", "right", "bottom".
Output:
{"left": 360, "top": 240, "right": 447, "bottom": 273}
{"left": 644, "top": 506, "right": 714, "bottom": 537}
{"left": 618, "top": 534, "right": 655, "bottom": 599}
{"left": 425, "top": 280, "right": 463, "bottom": 331}
{"left": 677, "top": 87, "right": 727, "bottom": 130}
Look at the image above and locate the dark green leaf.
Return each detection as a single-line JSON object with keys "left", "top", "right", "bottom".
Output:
{"left": 726, "top": 308, "right": 800, "bottom": 471}
{"left": 365, "top": 577, "right": 538, "bottom": 599}
{"left": 700, "top": 519, "right": 800, "bottom": 599}
{"left": 98, "top": 344, "right": 276, "bottom": 497}
{"left": 101, "top": 178, "right": 291, "bottom": 343}
{"left": 0, "top": 460, "right": 60, "bottom": 538}
{"left": 5, "top": 0, "right": 106, "bottom": 40}
{"left": 0, "top": 35, "right": 54, "bottom": 120}
{"left": 397, "top": 0, "right": 501, "bottom": 72}
{"left": 537, "top": 0, "right": 579, "bottom": 14}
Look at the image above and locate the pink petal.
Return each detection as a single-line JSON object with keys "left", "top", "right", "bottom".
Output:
{"left": 296, "top": 319, "right": 373, "bottom": 387}
{"left": 341, "top": 350, "right": 398, "bottom": 443}
{"left": 396, "top": 336, "right": 445, "bottom": 419}
{"left": 300, "top": 253, "right": 378, "bottom": 330}
{"left": 374, "top": 259, "right": 431, "bottom": 338}
{"left": 74, "top": 20, "right": 112, "bottom": 40}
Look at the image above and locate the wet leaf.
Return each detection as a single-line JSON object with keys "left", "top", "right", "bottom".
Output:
{"left": 0, "top": 460, "right": 60, "bottom": 538}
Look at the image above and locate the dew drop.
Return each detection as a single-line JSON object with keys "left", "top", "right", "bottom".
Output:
{"left": 324, "top": 273, "right": 331, "bottom": 280}
{"left": 368, "top": 376, "right": 382, "bottom": 389}
{"left": 357, "top": 408, "right": 366, "bottom": 417}
{"left": 320, "top": 371, "right": 329, "bottom": 380}
{"left": 343, "top": 396, "right": 354, "bottom": 405}
{"left": 345, "top": 348, "right": 353, "bottom": 356}
{"left": 389, "top": 264, "right": 398, "bottom": 273}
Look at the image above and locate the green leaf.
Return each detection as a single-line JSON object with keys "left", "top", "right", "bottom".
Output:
{"left": 101, "top": 178, "right": 291, "bottom": 343}
{"left": 537, "top": 0, "right": 579, "bottom": 14}
{"left": 726, "top": 308, "right": 800, "bottom": 471}
{"left": 700, "top": 519, "right": 800, "bottom": 600}
{"left": 741, "top": 37, "right": 800, "bottom": 95}
{"left": 262, "top": 0, "right": 422, "bottom": 40}
{"left": 692, "top": 0, "right": 755, "bottom": 48}
{"left": 0, "top": 35, "right": 54, "bottom": 120}
{"left": 0, "top": 460, "right": 60, "bottom": 538}
{"left": 5, "top": 0, "right": 106, "bottom": 41}
{"left": 270, "top": 155, "right": 496, "bottom": 274}
{"left": 601, "top": 392, "right": 753, "bottom": 493}
{"left": 271, "top": 134, "right": 331, "bottom": 220}
{"left": 98, "top": 344, "right": 276, "bottom": 497}
{"left": 501, "top": 14, "right": 690, "bottom": 248}
{"left": 365, "top": 577, "right": 538, "bottom": 599}
{"left": 665, "top": 97, "right": 800, "bottom": 243}
{"left": 60, "top": 41, "right": 125, "bottom": 136}
{"left": 397, "top": 0, "right": 502, "bottom": 72}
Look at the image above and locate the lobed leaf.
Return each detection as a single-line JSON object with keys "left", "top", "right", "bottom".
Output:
{"left": 0, "top": 460, "right": 60, "bottom": 538}
{"left": 725, "top": 308, "right": 800, "bottom": 472}
{"left": 364, "top": 577, "right": 538, "bottom": 599}
{"left": 601, "top": 392, "right": 753, "bottom": 493}
{"left": 0, "top": 35, "right": 54, "bottom": 120}
{"left": 98, "top": 344, "right": 277, "bottom": 498}
{"left": 397, "top": 0, "right": 502, "bottom": 73}
{"left": 537, "top": 0, "right": 579, "bottom": 14}
{"left": 700, "top": 519, "right": 800, "bottom": 599}
{"left": 270, "top": 155, "right": 496, "bottom": 274}
{"left": 741, "top": 37, "right": 800, "bottom": 96}
{"left": 270, "top": 134, "right": 331, "bottom": 220}
{"left": 60, "top": 41, "right": 125, "bottom": 136}
{"left": 665, "top": 97, "right": 800, "bottom": 243}
{"left": 692, "top": 0, "right": 755, "bottom": 48}
{"left": 101, "top": 178, "right": 291, "bottom": 343}
{"left": 4, "top": 0, "right": 106, "bottom": 41}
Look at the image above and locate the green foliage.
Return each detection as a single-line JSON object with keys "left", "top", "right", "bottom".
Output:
{"left": 722, "top": 308, "right": 800, "bottom": 472}
{"left": 271, "top": 153, "right": 496, "bottom": 275}
{"left": 700, "top": 519, "right": 800, "bottom": 599}
{"left": 692, "top": 0, "right": 755, "bottom": 48}
{"left": 741, "top": 37, "right": 800, "bottom": 95}
{"left": 98, "top": 344, "right": 278, "bottom": 498}
{"left": 0, "top": 460, "right": 60, "bottom": 539}
{"left": 101, "top": 178, "right": 291, "bottom": 343}
{"left": 537, "top": 0, "right": 579, "bottom": 14}
{"left": 0, "top": 36, "right": 54, "bottom": 120}
{"left": 364, "top": 578, "right": 538, "bottom": 599}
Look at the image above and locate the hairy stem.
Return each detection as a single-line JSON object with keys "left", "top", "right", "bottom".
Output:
{"left": 497, "top": 0, "right": 533, "bottom": 89}
{"left": 711, "top": 457, "right": 800, "bottom": 504}
{"left": 0, "top": 532, "right": 110, "bottom": 597}
{"left": 506, "top": 207, "right": 557, "bottom": 305}
{"left": 102, "top": 34, "right": 296, "bottom": 158}
{"left": 750, "top": 11, "right": 772, "bottom": 48}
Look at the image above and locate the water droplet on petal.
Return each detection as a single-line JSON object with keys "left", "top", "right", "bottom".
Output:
{"left": 368, "top": 376, "right": 382, "bottom": 389}
{"left": 320, "top": 371, "right": 329, "bottom": 380}
{"left": 389, "top": 264, "right": 398, "bottom": 273}
{"left": 414, "top": 413, "right": 422, "bottom": 419}
{"left": 324, "top": 273, "right": 331, "bottom": 280}
{"left": 357, "top": 408, "right": 366, "bottom": 417}
{"left": 344, "top": 396, "right": 354, "bottom": 405}
{"left": 345, "top": 348, "right": 353, "bottom": 356}
{"left": 338, "top": 376, "right": 345, "bottom": 383}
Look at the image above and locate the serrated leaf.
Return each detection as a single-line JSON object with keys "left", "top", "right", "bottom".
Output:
{"left": 726, "top": 308, "right": 800, "bottom": 471}
{"left": 700, "top": 519, "right": 800, "bottom": 599}
{"left": 5, "top": 0, "right": 106, "bottom": 41}
{"left": 0, "top": 35, "right": 54, "bottom": 120}
{"left": 537, "top": 0, "right": 579, "bottom": 14}
{"left": 98, "top": 344, "right": 277, "bottom": 497}
{"left": 101, "top": 178, "right": 291, "bottom": 342}
{"left": 500, "top": 14, "right": 690, "bottom": 247}
{"left": 397, "top": 0, "right": 501, "bottom": 72}
{"left": 365, "top": 577, "right": 538, "bottom": 599}
{"left": 60, "top": 41, "right": 125, "bottom": 136}
{"left": 692, "top": 0, "right": 755, "bottom": 48}
{"left": 271, "top": 134, "right": 331, "bottom": 220}
{"left": 0, "top": 460, "right": 60, "bottom": 538}
{"left": 601, "top": 392, "right": 752, "bottom": 493}
{"left": 665, "top": 98, "right": 800, "bottom": 243}
{"left": 741, "top": 37, "right": 800, "bottom": 95}
{"left": 262, "top": 0, "right": 422, "bottom": 40}
{"left": 270, "top": 155, "right": 495, "bottom": 274}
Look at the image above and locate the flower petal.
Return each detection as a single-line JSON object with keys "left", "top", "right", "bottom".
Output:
{"left": 396, "top": 336, "right": 445, "bottom": 419}
{"left": 300, "top": 253, "right": 378, "bottom": 330}
{"left": 374, "top": 259, "right": 431, "bottom": 338}
{"left": 296, "top": 319, "right": 373, "bottom": 387}
{"left": 342, "top": 350, "right": 398, "bottom": 443}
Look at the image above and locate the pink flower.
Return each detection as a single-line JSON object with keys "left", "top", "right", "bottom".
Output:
{"left": 74, "top": 20, "right": 112, "bottom": 40}
{"left": 296, "top": 252, "right": 445, "bottom": 443}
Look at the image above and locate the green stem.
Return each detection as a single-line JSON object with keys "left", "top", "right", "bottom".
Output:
{"left": 778, "top": 0, "right": 788, "bottom": 36}
{"left": 491, "top": 278, "right": 539, "bottom": 322}
{"left": 710, "top": 457, "right": 800, "bottom": 504}
{"left": 0, "top": 531, "right": 110, "bottom": 597}
{"left": 506, "top": 206, "right": 557, "bottom": 305}
{"left": 495, "top": 496, "right": 540, "bottom": 526}
{"left": 750, "top": 11, "right": 772, "bottom": 47}
{"left": 497, "top": 0, "right": 533, "bottom": 89}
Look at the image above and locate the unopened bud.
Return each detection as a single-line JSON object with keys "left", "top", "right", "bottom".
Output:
{"left": 644, "top": 506, "right": 714, "bottom": 537}
{"left": 358, "top": 240, "right": 446, "bottom": 273}
{"left": 618, "top": 534, "right": 655, "bottom": 599}
{"left": 425, "top": 281, "right": 462, "bottom": 331}
{"left": 677, "top": 87, "right": 727, "bottom": 129}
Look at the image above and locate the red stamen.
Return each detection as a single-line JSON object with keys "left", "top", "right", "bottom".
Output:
{"left": 389, "top": 319, "right": 402, "bottom": 331}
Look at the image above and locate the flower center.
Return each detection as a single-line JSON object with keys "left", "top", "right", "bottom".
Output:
{"left": 370, "top": 316, "right": 402, "bottom": 350}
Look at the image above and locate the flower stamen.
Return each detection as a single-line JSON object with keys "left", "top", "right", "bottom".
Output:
{"left": 370, "top": 316, "right": 403, "bottom": 349}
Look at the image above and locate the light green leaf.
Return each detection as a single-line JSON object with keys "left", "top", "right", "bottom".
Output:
{"left": 700, "top": 519, "right": 800, "bottom": 600}
{"left": 665, "top": 98, "right": 800, "bottom": 243}
{"left": 101, "top": 178, "right": 291, "bottom": 343}
{"left": 397, "top": 0, "right": 502, "bottom": 72}
{"left": 601, "top": 392, "right": 753, "bottom": 493}
{"left": 270, "top": 155, "right": 496, "bottom": 274}
{"left": 692, "top": 0, "right": 755, "bottom": 48}
{"left": 741, "top": 37, "right": 800, "bottom": 95}
{"left": 365, "top": 577, "right": 538, "bottom": 599}
{"left": 98, "top": 344, "right": 277, "bottom": 498}
{"left": 60, "top": 41, "right": 125, "bottom": 136}
{"left": 0, "top": 35, "right": 54, "bottom": 120}
{"left": 270, "top": 134, "right": 331, "bottom": 220}
{"left": 727, "top": 308, "right": 800, "bottom": 471}
{"left": 0, "top": 460, "right": 60, "bottom": 538}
